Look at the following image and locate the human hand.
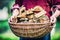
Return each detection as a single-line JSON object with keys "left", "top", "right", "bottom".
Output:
{"left": 50, "top": 16, "right": 56, "bottom": 24}
{"left": 10, "top": 9, "right": 19, "bottom": 22}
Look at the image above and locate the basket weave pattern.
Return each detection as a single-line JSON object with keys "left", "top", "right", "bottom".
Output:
{"left": 9, "top": 21, "right": 53, "bottom": 38}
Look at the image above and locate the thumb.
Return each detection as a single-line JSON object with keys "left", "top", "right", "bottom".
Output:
{"left": 50, "top": 16, "right": 56, "bottom": 23}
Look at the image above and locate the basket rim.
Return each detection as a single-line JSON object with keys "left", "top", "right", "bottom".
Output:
{"left": 9, "top": 21, "right": 51, "bottom": 25}
{"left": 8, "top": 19, "right": 51, "bottom": 25}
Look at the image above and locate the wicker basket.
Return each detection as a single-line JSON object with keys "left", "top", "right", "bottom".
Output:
{"left": 9, "top": 20, "right": 53, "bottom": 38}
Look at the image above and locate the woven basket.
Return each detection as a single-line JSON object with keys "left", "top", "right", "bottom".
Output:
{"left": 9, "top": 20, "right": 53, "bottom": 38}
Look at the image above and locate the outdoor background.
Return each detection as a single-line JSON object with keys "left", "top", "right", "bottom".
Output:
{"left": 0, "top": 0, "right": 60, "bottom": 40}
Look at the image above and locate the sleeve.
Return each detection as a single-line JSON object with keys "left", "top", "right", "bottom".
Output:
{"left": 11, "top": 0, "right": 21, "bottom": 12}
{"left": 12, "top": 0, "right": 21, "bottom": 9}
{"left": 54, "top": 0, "right": 60, "bottom": 9}
{"left": 15, "top": 0, "right": 23, "bottom": 7}
{"left": 51, "top": 0, "right": 60, "bottom": 13}
{"left": 15, "top": 0, "right": 21, "bottom": 6}
{"left": 11, "top": 4, "right": 20, "bottom": 12}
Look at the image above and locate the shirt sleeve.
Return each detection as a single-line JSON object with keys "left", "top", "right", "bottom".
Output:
{"left": 15, "top": 0, "right": 21, "bottom": 6}
{"left": 12, "top": 0, "right": 23, "bottom": 9}
{"left": 55, "top": 0, "right": 60, "bottom": 8}
{"left": 11, "top": 0, "right": 21, "bottom": 12}
{"left": 51, "top": 0, "right": 60, "bottom": 13}
{"left": 13, "top": 0, "right": 21, "bottom": 8}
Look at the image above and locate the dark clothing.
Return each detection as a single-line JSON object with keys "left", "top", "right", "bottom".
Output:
{"left": 20, "top": 33, "right": 50, "bottom": 40}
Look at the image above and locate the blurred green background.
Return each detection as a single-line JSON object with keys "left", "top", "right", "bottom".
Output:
{"left": 0, "top": 0, "right": 60, "bottom": 40}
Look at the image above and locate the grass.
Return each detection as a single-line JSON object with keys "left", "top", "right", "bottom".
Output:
{"left": 0, "top": 30, "right": 19, "bottom": 40}
{"left": 51, "top": 32, "right": 60, "bottom": 40}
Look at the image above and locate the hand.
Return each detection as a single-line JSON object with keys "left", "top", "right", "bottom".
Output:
{"left": 10, "top": 16, "right": 14, "bottom": 22}
{"left": 50, "top": 16, "right": 56, "bottom": 24}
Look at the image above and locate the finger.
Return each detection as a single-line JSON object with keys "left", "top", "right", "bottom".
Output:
{"left": 10, "top": 16, "right": 14, "bottom": 22}
{"left": 52, "top": 17, "right": 56, "bottom": 23}
{"left": 50, "top": 17, "right": 53, "bottom": 23}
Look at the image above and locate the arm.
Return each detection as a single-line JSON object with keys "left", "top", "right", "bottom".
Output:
{"left": 12, "top": 0, "right": 21, "bottom": 10}
{"left": 51, "top": 8, "right": 60, "bottom": 18}
{"left": 11, "top": 0, "right": 23, "bottom": 15}
{"left": 13, "top": 0, "right": 23, "bottom": 7}
{"left": 50, "top": 2, "right": 60, "bottom": 23}
{"left": 10, "top": 0, "right": 20, "bottom": 22}
{"left": 11, "top": 0, "right": 23, "bottom": 12}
